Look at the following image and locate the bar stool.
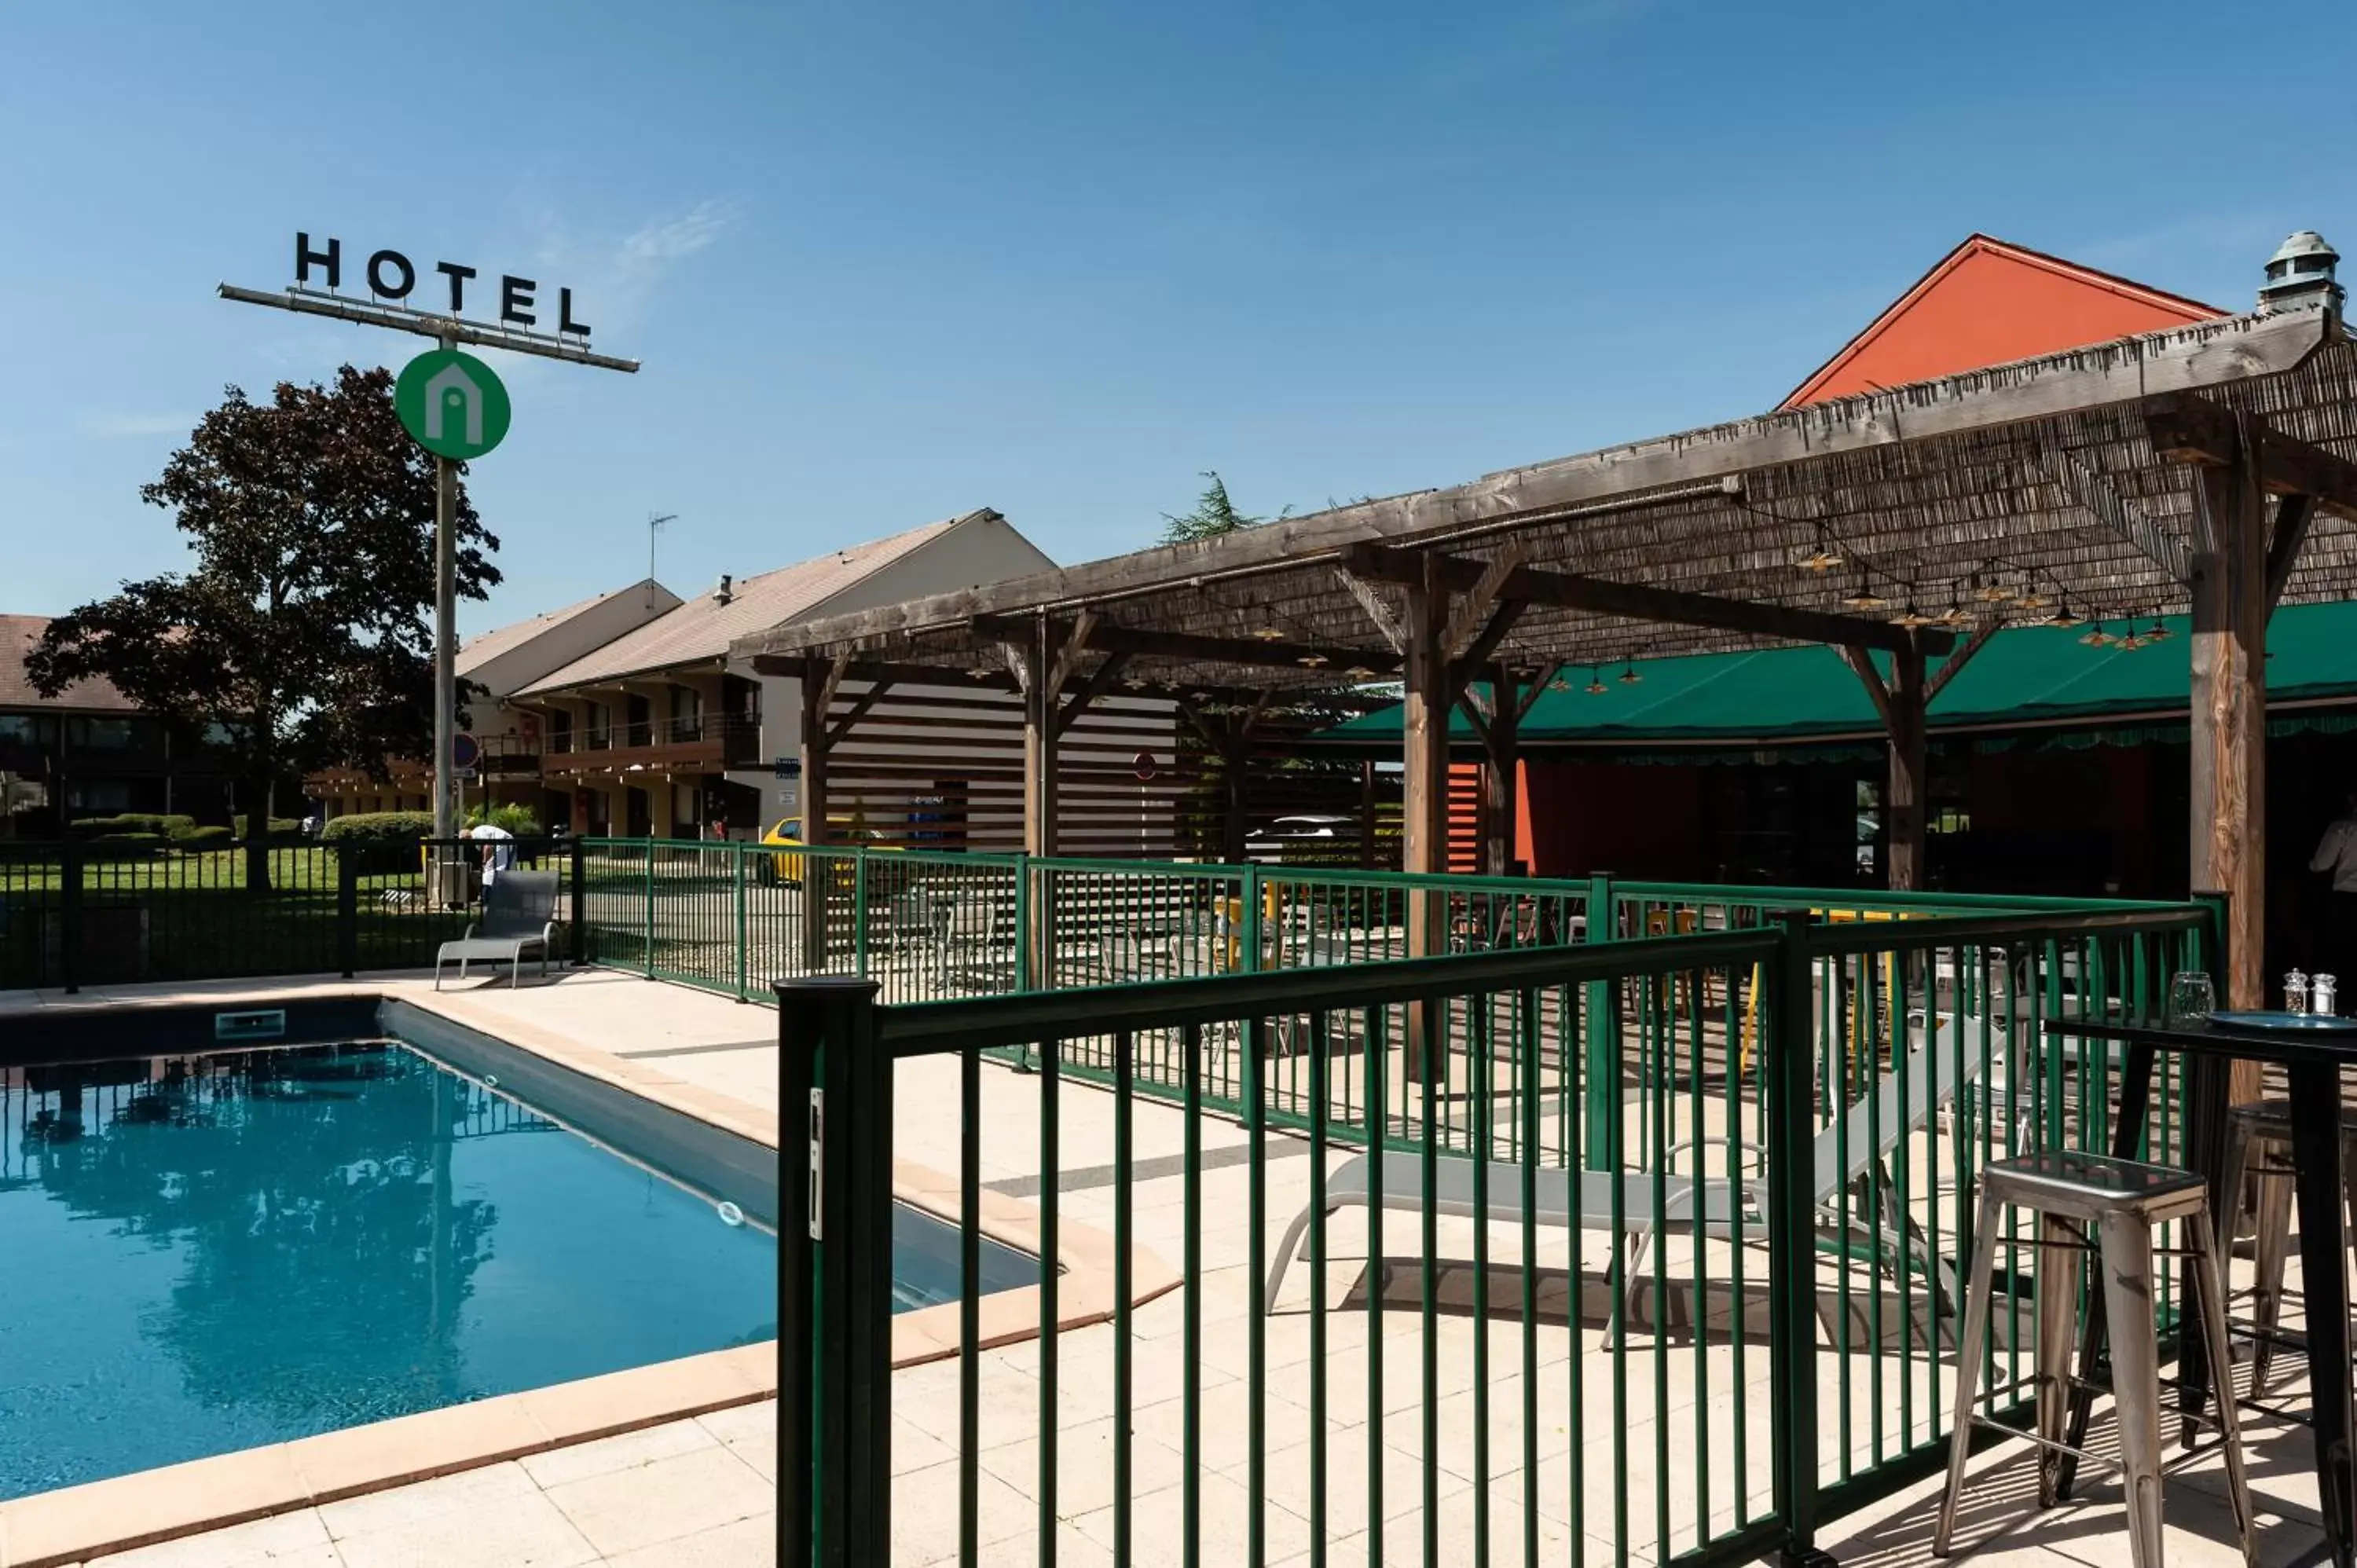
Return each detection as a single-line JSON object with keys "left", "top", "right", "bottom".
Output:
{"left": 1934, "top": 1149, "right": 2256, "bottom": 1568}
{"left": 2220, "top": 1097, "right": 2357, "bottom": 1389}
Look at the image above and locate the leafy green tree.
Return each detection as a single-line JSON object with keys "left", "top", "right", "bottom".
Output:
{"left": 1159, "top": 471, "right": 1291, "bottom": 545}
{"left": 26, "top": 367, "right": 499, "bottom": 889}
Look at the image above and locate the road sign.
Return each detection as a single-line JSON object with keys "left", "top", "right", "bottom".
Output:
{"left": 1133, "top": 752, "right": 1158, "bottom": 782}
{"left": 395, "top": 348, "right": 511, "bottom": 460}
{"left": 452, "top": 733, "right": 480, "bottom": 771}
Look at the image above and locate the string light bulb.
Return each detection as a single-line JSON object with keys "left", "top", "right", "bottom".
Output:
{"left": 2142, "top": 613, "right": 2172, "bottom": 643}
{"left": 2043, "top": 600, "right": 2084, "bottom": 629}
{"left": 1585, "top": 668, "right": 1609, "bottom": 695}
{"left": 2080, "top": 621, "right": 2115, "bottom": 648}
{"left": 1974, "top": 568, "right": 2015, "bottom": 605}
{"left": 1795, "top": 526, "right": 1843, "bottom": 573}
{"left": 1890, "top": 597, "right": 1936, "bottom": 630}
{"left": 1842, "top": 572, "right": 1889, "bottom": 612}
{"left": 1618, "top": 662, "right": 1643, "bottom": 686}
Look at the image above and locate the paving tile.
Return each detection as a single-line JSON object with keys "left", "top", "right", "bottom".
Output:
{"left": 975, "top": 1415, "right": 1189, "bottom": 1516}
{"left": 317, "top": 1459, "right": 540, "bottom": 1542}
{"left": 1069, "top": 1468, "right": 1314, "bottom": 1566}
{"left": 92, "top": 1509, "right": 339, "bottom": 1567}
{"left": 332, "top": 1488, "right": 600, "bottom": 1568}
{"left": 541, "top": 1445, "right": 772, "bottom": 1559}
{"left": 604, "top": 1511, "right": 778, "bottom": 1568}
{"left": 517, "top": 1418, "right": 718, "bottom": 1492}
{"left": 889, "top": 1456, "right": 1036, "bottom": 1566}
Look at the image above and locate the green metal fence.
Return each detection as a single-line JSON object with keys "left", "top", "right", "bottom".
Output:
{"left": 778, "top": 896, "right": 2210, "bottom": 1566}
{"left": 0, "top": 837, "right": 570, "bottom": 991}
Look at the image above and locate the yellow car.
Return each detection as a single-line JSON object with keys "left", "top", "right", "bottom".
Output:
{"left": 758, "top": 816, "right": 898, "bottom": 885}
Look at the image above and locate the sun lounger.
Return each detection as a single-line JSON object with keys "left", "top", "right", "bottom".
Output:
{"left": 433, "top": 870, "right": 559, "bottom": 989}
{"left": 1264, "top": 1013, "right": 1994, "bottom": 1335}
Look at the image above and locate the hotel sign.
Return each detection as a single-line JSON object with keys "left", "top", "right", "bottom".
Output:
{"left": 293, "top": 232, "right": 594, "bottom": 339}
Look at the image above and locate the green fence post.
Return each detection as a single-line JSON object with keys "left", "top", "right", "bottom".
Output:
{"left": 60, "top": 840, "right": 84, "bottom": 995}
{"left": 1241, "top": 862, "right": 1263, "bottom": 975}
{"left": 336, "top": 847, "right": 359, "bottom": 980}
{"left": 1582, "top": 871, "right": 1617, "bottom": 1171}
{"left": 853, "top": 848, "right": 870, "bottom": 979}
{"left": 1767, "top": 908, "right": 1827, "bottom": 1567}
{"left": 643, "top": 838, "right": 656, "bottom": 980}
{"left": 569, "top": 836, "right": 587, "bottom": 965}
{"left": 775, "top": 976, "right": 893, "bottom": 1568}
{"left": 735, "top": 841, "right": 750, "bottom": 1000}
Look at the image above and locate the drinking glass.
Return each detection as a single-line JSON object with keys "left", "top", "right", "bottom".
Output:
{"left": 2169, "top": 971, "right": 2216, "bottom": 1025}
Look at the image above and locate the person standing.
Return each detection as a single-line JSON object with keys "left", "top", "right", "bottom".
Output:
{"left": 2310, "top": 790, "right": 2357, "bottom": 982}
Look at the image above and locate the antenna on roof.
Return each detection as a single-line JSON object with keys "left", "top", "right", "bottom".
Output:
{"left": 647, "top": 512, "right": 678, "bottom": 583}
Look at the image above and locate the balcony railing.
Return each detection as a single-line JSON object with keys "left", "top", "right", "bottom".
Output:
{"left": 543, "top": 715, "right": 759, "bottom": 771}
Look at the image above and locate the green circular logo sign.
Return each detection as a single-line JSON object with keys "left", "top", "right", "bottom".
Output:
{"left": 394, "top": 348, "right": 511, "bottom": 460}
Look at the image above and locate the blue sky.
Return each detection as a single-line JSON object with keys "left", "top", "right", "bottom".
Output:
{"left": 3, "top": 2, "right": 2351, "bottom": 636}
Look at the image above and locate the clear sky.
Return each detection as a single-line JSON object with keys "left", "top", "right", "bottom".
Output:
{"left": 3, "top": 2, "right": 2351, "bottom": 637}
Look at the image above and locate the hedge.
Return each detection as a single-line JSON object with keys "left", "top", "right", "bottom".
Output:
{"left": 69, "top": 813, "right": 195, "bottom": 839}
{"left": 175, "top": 825, "right": 233, "bottom": 848}
{"left": 320, "top": 811, "right": 435, "bottom": 845}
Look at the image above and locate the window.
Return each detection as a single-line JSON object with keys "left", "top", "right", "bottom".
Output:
{"left": 70, "top": 717, "right": 141, "bottom": 750}
{"left": 0, "top": 714, "right": 53, "bottom": 746}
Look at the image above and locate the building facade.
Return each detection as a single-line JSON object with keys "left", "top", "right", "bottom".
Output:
{"left": 306, "top": 581, "right": 682, "bottom": 824}
{"left": 1, "top": 615, "right": 239, "bottom": 834}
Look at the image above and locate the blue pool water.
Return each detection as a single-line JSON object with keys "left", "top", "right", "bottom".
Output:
{"left": 0, "top": 1039, "right": 1027, "bottom": 1499}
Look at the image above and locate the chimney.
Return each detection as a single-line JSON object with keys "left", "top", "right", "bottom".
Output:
{"left": 712, "top": 573, "right": 734, "bottom": 606}
{"left": 2258, "top": 230, "right": 2344, "bottom": 319}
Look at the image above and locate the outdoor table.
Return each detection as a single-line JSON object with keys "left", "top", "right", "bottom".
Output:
{"left": 2047, "top": 1015, "right": 2357, "bottom": 1568}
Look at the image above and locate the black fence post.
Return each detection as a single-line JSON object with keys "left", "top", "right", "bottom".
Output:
{"left": 775, "top": 976, "right": 891, "bottom": 1568}
{"left": 59, "top": 840, "right": 83, "bottom": 995}
{"left": 1766, "top": 909, "right": 1831, "bottom": 1568}
{"left": 569, "top": 836, "right": 588, "bottom": 965}
{"left": 336, "top": 845, "right": 359, "bottom": 980}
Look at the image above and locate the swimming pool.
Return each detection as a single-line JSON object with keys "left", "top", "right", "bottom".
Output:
{"left": 0, "top": 1020, "right": 1036, "bottom": 1500}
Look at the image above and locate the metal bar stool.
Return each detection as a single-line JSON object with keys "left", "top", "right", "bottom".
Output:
{"left": 1935, "top": 1149, "right": 2256, "bottom": 1568}
{"left": 2220, "top": 1097, "right": 2357, "bottom": 1389}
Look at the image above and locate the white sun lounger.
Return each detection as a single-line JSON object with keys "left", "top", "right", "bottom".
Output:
{"left": 1264, "top": 1013, "right": 1998, "bottom": 1332}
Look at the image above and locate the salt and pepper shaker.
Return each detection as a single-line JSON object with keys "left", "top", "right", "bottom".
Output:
{"left": 2318, "top": 973, "right": 2340, "bottom": 1017}
{"left": 2288, "top": 969, "right": 2312, "bottom": 1014}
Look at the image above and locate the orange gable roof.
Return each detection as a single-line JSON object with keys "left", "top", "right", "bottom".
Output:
{"left": 1780, "top": 234, "right": 2225, "bottom": 408}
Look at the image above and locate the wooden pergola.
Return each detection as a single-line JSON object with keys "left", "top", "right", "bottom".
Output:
{"left": 736, "top": 305, "right": 2357, "bottom": 1009}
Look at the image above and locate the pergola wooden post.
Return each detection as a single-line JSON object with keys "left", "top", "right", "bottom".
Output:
{"left": 2186, "top": 418, "right": 2271, "bottom": 1013}
{"left": 797, "top": 658, "right": 844, "bottom": 973}
{"left": 1460, "top": 665, "right": 1549, "bottom": 877}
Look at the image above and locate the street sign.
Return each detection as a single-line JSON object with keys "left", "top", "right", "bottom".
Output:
{"left": 1133, "top": 752, "right": 1158, "bottom": 782}
{"left": 773, "top": 757, "right": 802, "bottom": 781}
{"left": 395, "top": 348, "right": 511, "bottom": 460}
{"left": 452, "top": 733, "right": 480, "bottom": 771}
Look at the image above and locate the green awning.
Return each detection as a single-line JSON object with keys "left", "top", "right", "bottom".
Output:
{"left": 1323, "top": 599, "right": 2357, "bottom": 750}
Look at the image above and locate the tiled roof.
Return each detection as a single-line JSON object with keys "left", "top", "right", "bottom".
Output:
{"left": 0, "top": 615, "right": 138, "bottom": 712}
{"left": 456, "top": 581, "right": 671, "bottom": 680}
{"left": 515, "top": 518, "right": 961, "bottom": 694}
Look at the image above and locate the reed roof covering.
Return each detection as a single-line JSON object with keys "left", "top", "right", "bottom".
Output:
{"left": 736, "top": 307, "right": 2357, "bottom": 694}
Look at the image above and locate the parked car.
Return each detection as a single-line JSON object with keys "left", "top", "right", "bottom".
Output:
{"left": 1245, "top": 815, "right": 1352, "bottom": 865}
{"left": 757, "top": 816, "right": 900, "bottom": 885}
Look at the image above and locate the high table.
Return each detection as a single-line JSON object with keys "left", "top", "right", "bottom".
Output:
{"left": 2047, "top": 1016, "right": 2357, "bottom": 1568}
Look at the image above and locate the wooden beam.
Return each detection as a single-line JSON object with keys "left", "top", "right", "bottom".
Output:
{"left": 974, "top": 614, "right": 1400, "bottom": 677}
{"left": 2266, "top": 493, "right": 2319, "bottom": 613}
{"left": 1342, "top": 542, "right": 1953, "bottom": 658}
{"left": 1514, "top": 665, "right": 1560, "bottom": 722}
{"left": 1447, "top": 599, "right": 1526, "bottom": 693}
{"left": 997, "top": 639, "right": 1030, "bottom": 693}
{"left": 1441, "top": 544, "right": 1527, "bottom": 659}
{"left": 2044, "top": 450, "right": 2189, "bottom": 582}
{"left": 1885, "top": 646, "right": 1927, "bottom": 892}
{"left": 825, "top": 680, "right": 894, "bottom": 748}
{"left": 1053, "top": 653, "right": 1131, "bottom": 738}
{"left": 1455, "top": 689, "right": 1494, "bottom": 752}
{"left": 1480, "top": 667, "right": 1522, "bottom": 876}
{"left": 1838, "top": 646, "right": 1895, "bottom": 731}
{"left": 2146, "top": 391, "right": 2357, "bottom": 521}
{"left": 1334, "top": 568, "right": 1406, "bottom": 654}
{"left": 1924, "top": 619, "right": 2000, "bottom": 703}
{"left": 1021, "top": 620, "right": 1056, "bottom": 865}
{"left": 1401, "top": 558, "right": 1449, "bottom": 1075}
{"left": 736, "top": 311, "right": 2323, "bottom": 665}
{"left": 2188, "top": 414, "right": 2270, "bottom": 1016}
{"left": 816, "top": 651, "right": 852, "bottom": 731}
{"left": 1046, "top": 610, "right": 1098, "bottom": 696}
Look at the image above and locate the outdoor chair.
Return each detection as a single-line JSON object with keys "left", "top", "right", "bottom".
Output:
{"left": 432, "top": 870, "right": 559, "bottom": 989}
{"left": 1263, "top": 1011, "right": 1992, "bottom": 1342}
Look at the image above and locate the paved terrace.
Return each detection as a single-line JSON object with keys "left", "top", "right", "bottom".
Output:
{"left": 1, "top": 968, "right": 2335, "bottom": 1567}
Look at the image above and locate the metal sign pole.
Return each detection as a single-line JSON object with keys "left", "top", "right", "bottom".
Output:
{"left": 433, "top": 338, "right": 458, "bottom": 859}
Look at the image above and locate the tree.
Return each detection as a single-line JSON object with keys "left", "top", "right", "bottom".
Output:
{"left": 26, "top": 365, "right": 499, "bottom": 888}
{"left": 1159, "top": 471, "right": 1290, "bottom": 545}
